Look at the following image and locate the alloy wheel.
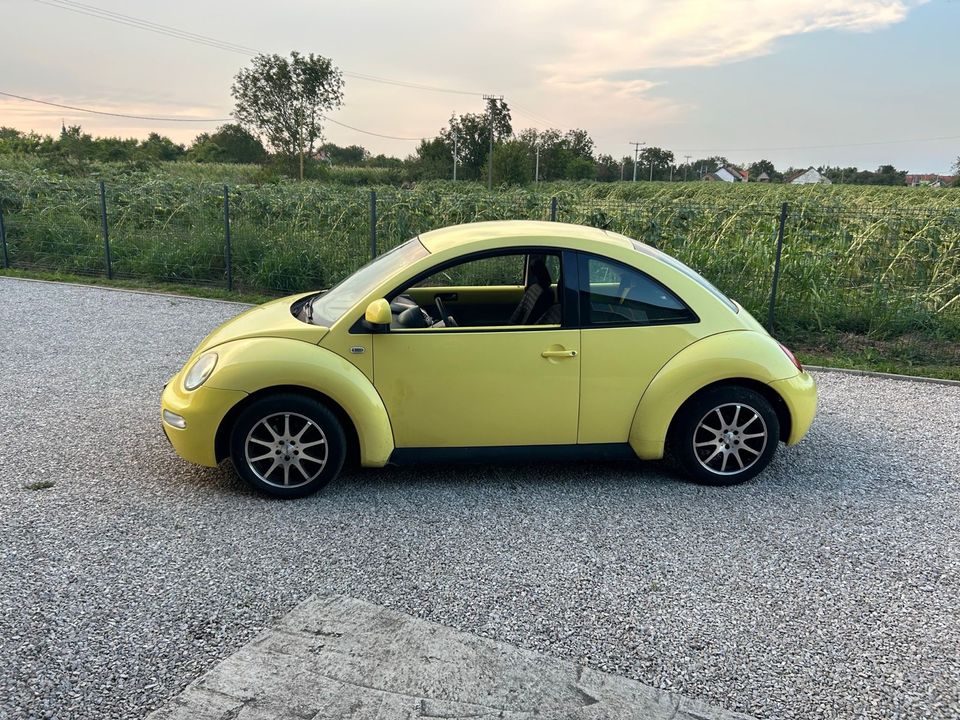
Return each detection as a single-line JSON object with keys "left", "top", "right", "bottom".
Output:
{"left": 244, "top": 412, "right": 328, "bottom": 488}
{"left": 692, "top": 403, "right": 768, "bottom": 476}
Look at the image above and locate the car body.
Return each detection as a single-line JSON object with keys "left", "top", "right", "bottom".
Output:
{"left": 161, "top": 220, "right": 816, "bottom": 497}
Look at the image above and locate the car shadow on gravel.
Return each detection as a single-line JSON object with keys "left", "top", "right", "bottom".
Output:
{"left": 174, "top": 412, "right": 882, "bottom": 502}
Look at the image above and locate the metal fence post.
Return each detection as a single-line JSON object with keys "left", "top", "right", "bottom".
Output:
{"left": 369, "top": 190, "right": 377, "bottom": 259}
{"left": 550, "top": 196, "right": 558, "bottom": 222}
{"left": 0, "top": 205, "right": 9, "bottom": 269}
{"left": 767, "top": 202, "right": 788, "bottom": 333}
{"left": 98, "top": 180, "right": 112, "bottom": 279}
{"left": 223, "top": 185, "right": 233, "bottom": 291}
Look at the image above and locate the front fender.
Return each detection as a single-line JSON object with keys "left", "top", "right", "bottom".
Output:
{"left": 206, "top": 338, "right": 394, "bottom": 467}
{"left": 628, "top": 331, "right": 800, "bottom": 459}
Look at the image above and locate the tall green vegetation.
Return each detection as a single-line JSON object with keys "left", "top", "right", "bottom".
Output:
{"left": 1, "top": 168, "right": 956, "bottom": 343}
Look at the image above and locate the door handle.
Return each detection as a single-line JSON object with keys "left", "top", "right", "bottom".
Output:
{"left": 435, "top": 292, "right": 458, "bottom": 302}
{"left": 541, "top": 349, "right": 578, "bottom": 358}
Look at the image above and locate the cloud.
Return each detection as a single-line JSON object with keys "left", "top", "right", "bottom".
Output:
{"left": 544, "top": 77, "right": 660, "bottom": 99}
{"left": 534, "top": 0, "right": 924, "bottom": 80}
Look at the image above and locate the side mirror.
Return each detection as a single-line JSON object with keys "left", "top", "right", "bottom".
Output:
{"left": 363, "top": 299, "right": 392, "bottom": 332}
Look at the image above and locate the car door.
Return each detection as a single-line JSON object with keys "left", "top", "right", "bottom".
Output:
{"left": 575, "top": 253, "right": 702, "bottom": 444}
{"left": 372, "top": 250, "right": 580, "bottom": 448}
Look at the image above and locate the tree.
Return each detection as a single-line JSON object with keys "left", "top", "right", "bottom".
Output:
{"left": 594, "top": 154, "right": 623, "bottom": 182}
{"left": 875, "top": 164, "right": 908, "bottom": 185}
{"left": 319, "top": 143, "right": 367, "bottom": 165}
{"left": 231, "top": 52, "right": 344, "bottom": 180}
{"left": 563, "top": 129, "right": 594, "bottom": 161}
{"left": 488, "top": 139, "right": 532, "bottom": 185}
{"left": 819, "top": 165, "right": 859, "bottom": 184}
{"left": 139, "top": 132, "right": 185, "bottom": 161}
{"left": 952, "top": 156, "right": 960, "bottom": 175}
{"left": 748, "top": 159, "right": 780, "bottom": 182}
{"left": 188, "top": 124, "right": 266, "bottom": 164}
{"left": 0, "top": 127, "right": 55, "bottom": 156}
{"left": 565, "top": 156, "right": 596, "bottom": 180}
{"left": 366, "top": 153, "right": 403, "bottom": 169}
{"left": 638, "top": 146, "right": 674, "bottom": 181}
{"left": 189, "top": 126, "right": 265, "bottom": 164}
{"left": 408, "top": 137, "right": 453, "bottom": 180}
{"left": 49, "top": 125, "right": 95, "bottom": 174}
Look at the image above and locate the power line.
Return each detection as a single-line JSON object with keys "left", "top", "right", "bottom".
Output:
{"left": 320, "top": 116, "right": 435, "bottom": 141}
{"left": 32, "top": 0, "right": 486, "bottom": 97}
{"left": 675, "top": 135, "right": 960, "bottom": 154}
{"left": 34, "top": 0, "right": 259, "bottom": 55}
{"left": 0, "top": 90, "right": 231, "bottom": 122}
{"left": 510, "top": 102, "right": 558, "bottom": 128}
{"left": 1, "top": 89, "right": 440, "bottom": 140}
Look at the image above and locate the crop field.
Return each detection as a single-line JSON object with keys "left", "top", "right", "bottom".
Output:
{"left": 1, "top": 166, "right": 958, "bottom": 344}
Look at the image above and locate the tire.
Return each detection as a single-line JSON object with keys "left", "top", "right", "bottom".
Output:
{"left": 670, "top": 386, "right": 780, "bottom": 486}
{"left": 229, "top": 393, "right": 346, "bottom": 499}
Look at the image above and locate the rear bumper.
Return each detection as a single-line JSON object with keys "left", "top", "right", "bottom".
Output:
{"left": 770, "top": 371, "right": 817, "bottom": 445}
{"left": 160, "top": 374, "right": 247, "bottom": 467}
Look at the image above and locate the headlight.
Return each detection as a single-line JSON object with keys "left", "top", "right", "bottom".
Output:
{"left": 183, "top": 352, "right": 218, "bottom": 391}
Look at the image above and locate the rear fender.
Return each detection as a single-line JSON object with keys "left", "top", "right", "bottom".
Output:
{"left": 628, "top": 331, "right": 799, "bottom": 459}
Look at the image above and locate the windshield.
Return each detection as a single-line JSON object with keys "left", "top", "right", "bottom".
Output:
{"left": 629, "top": 238, "right": 739, "bottom": 313}
{"left": 310, "top": 238, "right": 429, "bottom": 325}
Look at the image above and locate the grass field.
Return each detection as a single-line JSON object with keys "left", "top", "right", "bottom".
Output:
{"left": 1, "top": 164, "right": 957, "bottom": 351}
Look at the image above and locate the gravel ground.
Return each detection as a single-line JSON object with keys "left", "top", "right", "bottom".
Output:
{"left": 0, "top": 276, "right": 958, "bottom": 720}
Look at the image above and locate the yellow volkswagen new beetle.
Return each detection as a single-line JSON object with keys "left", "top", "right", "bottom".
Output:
{"left": 161, "top": 221, "right": 816, "bottom": 498}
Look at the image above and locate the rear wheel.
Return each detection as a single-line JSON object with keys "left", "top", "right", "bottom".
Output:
{"left": 229, "top": 394, "right": 346, "bottom": 498}
{"left": 670, "top": 386, "right": 780, "bottom": 486}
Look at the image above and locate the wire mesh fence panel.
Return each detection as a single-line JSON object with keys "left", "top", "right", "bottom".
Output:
{"left": 230, "top": 184, "right": 371, "bottom": 294}
{"left": 0, "top": 176, "right": 105, "bottom": 276}
{"left": 1, "top": 173, "right": 957, "bottom": 342}
{"left": 778, "top": 206, "right": 960, "bottom": 338}
{"left": 554, "top": 197, "right": 780, "bottom": 322}
{"left": 106, "top": 181, "right": 226, "bottom": 286}
{"left": 375, "top": 188, "right": 552, "bottom": 253}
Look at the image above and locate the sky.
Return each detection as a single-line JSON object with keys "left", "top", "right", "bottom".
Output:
{"left": 2, "top": 0, "right": 959, "bottom": 173}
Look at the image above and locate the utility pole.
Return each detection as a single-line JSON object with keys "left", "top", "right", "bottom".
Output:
{"left": 649, "top": 158, "right": 654, "bottom": 182}
{"left": 483, "top": 94, "right": 503, "bottom": 190}
{"left": 629, "top": 141, "right": 644, "bottom": 182}
{"left": 534, "top": 145, "right": 540, "bottom": 183}
{"left": 683, "top": 155, "right": 691, "bottom": 182}
{"left": 620, "top": 161, "right": 624, "bottom": 182}
{"left": 452, "top": 132, "right": 458, "bottom": 181}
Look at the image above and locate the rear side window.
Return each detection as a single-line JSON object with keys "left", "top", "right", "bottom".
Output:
{"left": 578, "top": 255, "right": 696, "bottom": 327}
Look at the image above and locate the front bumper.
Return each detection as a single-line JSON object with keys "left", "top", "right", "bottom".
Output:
{"left": 769, "top": 371, "right": 817, "bottom": 445}
{"left": 160, "top": 373, "right": 247, "bottom": 467}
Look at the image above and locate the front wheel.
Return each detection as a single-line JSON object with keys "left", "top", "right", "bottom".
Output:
{"left": 670, "top": 386, "right": 780, "bottom": 486}
{"left": 229, "top": 394, "right": 346, "bottom": 498}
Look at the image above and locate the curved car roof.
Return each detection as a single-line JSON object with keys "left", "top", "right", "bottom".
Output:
{"left": 418, "top": 220, "right": 634, "bottom": 254}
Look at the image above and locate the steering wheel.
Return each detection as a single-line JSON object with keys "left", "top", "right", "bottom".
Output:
{"left": 434, "top": 296, "right": 458, "bottom": 327}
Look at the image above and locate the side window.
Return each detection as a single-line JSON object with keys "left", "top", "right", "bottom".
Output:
{"left": 579, "top": 255, "right": 695, "bottom": 326}
{"left": 413, "top": 254, "right": 523, "bottom": 288}
{"left": 392, "top": 251, "right": 563, "bottom": 329}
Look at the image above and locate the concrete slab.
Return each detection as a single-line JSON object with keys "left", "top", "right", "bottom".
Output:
{"left": 148, "top": 596, "right": 754, "bottom": 720}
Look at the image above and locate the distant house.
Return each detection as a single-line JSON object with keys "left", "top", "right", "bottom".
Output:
{"left": 703, "top": 165, "right": 748, "bottom": 182}
{"left": 757, "top": 172, "right": 771, "bottom": 182}
{"left": 787, "top": 168, "right": 832, "bottom": 185}
{"left": 905, "top": 173, "right": 957, "bottom": 188}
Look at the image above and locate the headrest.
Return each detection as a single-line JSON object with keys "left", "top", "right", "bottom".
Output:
{"left": 528, "top": 255, "right": 551, "bottom": 288}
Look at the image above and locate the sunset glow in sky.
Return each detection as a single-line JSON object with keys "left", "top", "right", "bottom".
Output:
{"left": 3, "top": 0, "right": 958, "bottom": 172}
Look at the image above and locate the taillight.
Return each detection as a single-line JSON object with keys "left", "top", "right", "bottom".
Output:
{"left": 778, "top": 342, "right": 803, "bottom": 372}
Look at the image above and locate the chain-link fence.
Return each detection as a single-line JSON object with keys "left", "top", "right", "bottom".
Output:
{"left": 1, "top": 178, "right": 957, "bottom": 340}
